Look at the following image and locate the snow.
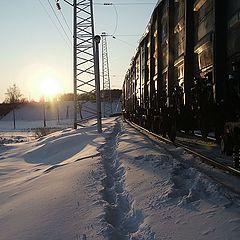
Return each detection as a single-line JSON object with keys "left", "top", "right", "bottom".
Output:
{"left": 0, "top": 117, "right": 240, "bottom": 240}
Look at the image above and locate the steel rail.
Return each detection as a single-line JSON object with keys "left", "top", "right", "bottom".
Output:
{"left": 125, "top": 119, "right": 240, "bottom": 177}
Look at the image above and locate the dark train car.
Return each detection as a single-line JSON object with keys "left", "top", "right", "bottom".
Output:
{"left": 191, "top": 0, "right": 223, "bottom": 137}
{"left": 122, "top": 0, "right": 240, "bottom": 164}
{"left": 220, "top": 0, "right": 240, "bottom": 164}
{"left": 122, "top": 69, "right": 131, "bottom": 120}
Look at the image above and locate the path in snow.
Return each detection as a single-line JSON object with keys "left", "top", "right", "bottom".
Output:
{"left": 98, "top": 119, "right": 155, "bottom": 239}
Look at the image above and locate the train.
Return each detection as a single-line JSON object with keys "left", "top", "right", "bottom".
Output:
{"left": 122, "top": 0, "right": 240, "bottom": 167}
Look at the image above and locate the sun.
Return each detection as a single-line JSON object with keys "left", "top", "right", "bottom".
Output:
{"left": 40, "top": 78, "right": 60, "bottom": 98}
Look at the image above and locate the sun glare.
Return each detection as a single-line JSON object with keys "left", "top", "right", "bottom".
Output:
{"left": 40, "top": 78, "right": 60, "bottom": 98}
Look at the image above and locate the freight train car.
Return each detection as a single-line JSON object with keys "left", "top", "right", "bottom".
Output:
{"left": 122, "top": 0, "right": 240, "bottom": 167}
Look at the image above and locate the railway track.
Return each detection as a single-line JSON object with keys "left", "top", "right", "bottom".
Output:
{"left": 125, "top": 119, "right": 240, "bottom": 178}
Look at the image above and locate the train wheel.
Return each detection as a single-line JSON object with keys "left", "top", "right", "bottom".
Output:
{"left": 221, "top": 135, "right": 233, "bottom": 156}
{"left": 168, "top": 123, "right": 176, "bottom": 142}
{"left": 220, "top": 138, "right": 225, "bottom": 153}
{"left": 233, "top": 148, "right": 240, "bottom": 169}
{"left": 215, "top": 127, "right": 222, "bottom": 144}
{"left": 159, "top": 119, "right": 167, "bottom": 137}
{"left": 200, "top": 118, "right": 209, "bottom": 138}
{"left": 233, "top": 127, "right": 240, "bottom": 168}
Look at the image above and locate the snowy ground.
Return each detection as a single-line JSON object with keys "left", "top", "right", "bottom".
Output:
{"left": 0, "top": 100, "right": 121, "bottom": 130}
{"left": 0, "top": 117, "right": 240, "bottom": 240}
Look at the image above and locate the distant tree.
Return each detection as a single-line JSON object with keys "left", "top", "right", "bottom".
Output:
{"left": 101, "top": 89, "right": 122, "bottom": 100}
{"left": 78, "top": 92, "right": 95, "bottom": 101}
{"left": 5, "top": 84, "right": 22, "bottom": 104}
{"left": 58, "top": 90, "right": 122, "bottom": 102}
{"left": 4, "top": 84, "right": 23, "bottom": 129}
{"left": 58, "top": 93, "right": 75, "bottom": 101}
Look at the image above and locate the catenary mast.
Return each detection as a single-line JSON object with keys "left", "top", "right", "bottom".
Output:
{"left": 58, "top": 0, "right": 102, "bottom": 132}
{"left": 101, "top": 32, "right": 112, "bottom": 117}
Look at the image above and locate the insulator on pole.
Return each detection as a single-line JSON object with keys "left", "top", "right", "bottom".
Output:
{"left": 56, "top": 0, "right": 61, "bottom": 10}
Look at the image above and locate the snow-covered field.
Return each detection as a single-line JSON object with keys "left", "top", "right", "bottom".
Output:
{"left": 0, "top": 117, "right": 240, "bottom": 240}
{"left": 0, "top": 100, "right": 121, "bottom": 131}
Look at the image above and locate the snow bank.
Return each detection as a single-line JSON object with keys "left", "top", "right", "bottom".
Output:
{"left": 0, "top": 119, "right": 110, "bottom": 240}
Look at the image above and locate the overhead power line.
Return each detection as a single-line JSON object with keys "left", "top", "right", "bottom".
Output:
{"left": 94, "top": 2, "right": 156, "bottom": 5}
{"left": 38, "top": 0, "right": 71, "bottom": 48}
{"left": 102, "top": 33, "right": 141, "bottom": 47}
{"left": 56, "top": 0, "right": 73, "bottom": 35}
{"left": 96, "top": 2, "right": 148, "bottom": 45}
{"left": 111, "top": 35, "right": 136, "bottom": 47}
{"left": 46, "top": 0, "right": 72, "bottom": 45}
{"left": 111, "top": 4, "right": 118, "bottom": 36}
{"left": 60, "top": 10, "right": 72, "bottom": 35}
{"left": 111, "top": 34, "right": 142, "bottom": 36}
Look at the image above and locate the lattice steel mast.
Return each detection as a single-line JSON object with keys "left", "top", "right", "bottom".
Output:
{"left": 56, "top": 0, "right": 101, "bottom": 131}
{"left": 101, "top": 32, "right": 112, "bottom": 117}
{"left": 72, "top": 0, "right": 101, "bottom": 131}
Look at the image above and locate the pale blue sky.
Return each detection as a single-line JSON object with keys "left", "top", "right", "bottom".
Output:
{"left": 0, "top": 0, "right": 158, "bottom": 102}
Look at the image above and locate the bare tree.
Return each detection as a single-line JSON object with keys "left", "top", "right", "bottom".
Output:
{"left": 5, "top": 84, "right": 22, "bottom": 103}
{"left": 5, "top": 84, "right": 23, "bottom": 129}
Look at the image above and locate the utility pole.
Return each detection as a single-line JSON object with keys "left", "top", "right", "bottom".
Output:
{"left": 73, "top": 0, "right": 77, "bottom": 129}
{"left": 58, "top": 0, "right": 102, "bottom": 131}
{"left": 43, "top": 96, "right": 46, "bottom": 127}
{"left": 94, "top": 35, "right": 102, "bottom": 133}
{"left": 101, "top": 32, "right": 113, "bottom": 117}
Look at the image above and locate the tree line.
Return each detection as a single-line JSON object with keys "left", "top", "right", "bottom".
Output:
{"left": 1, "top": 85, "right": 122, "bottom": 104}
{"left": 0, "top": 84, "right": 122, "bottom": 128}
{"left": 58, "top": 89, "right": 122, "bottom": 101}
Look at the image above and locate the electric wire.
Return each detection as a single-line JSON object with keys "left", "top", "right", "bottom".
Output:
{"left": 96, "top": 2, "right": 149, "bottom": 46}
{"left": 110, "top": 34, "right": 142, "bottom": 37}
{"left": 60, "top": 9, "right": 73, "bottom": 36}
{"left": 111, "top": 35, "right": 136, "bottom": 47}
{"left": 94, "top": 2, "right": 156, "bottom": 5}
{"left": 46, "top": 0, "right": 72, "bottom": 45}
{"left": 111, "top": 4, "right": 118, "bottom": 36}
{"left": 56, "top": 1, "right": 72, "bottom": 35}
{"left": 102, "top": 33, "right": 141, "bottom": 47}
{"left": 38, "top": 0, "right": 71, "bottom": 48}
{"left": 96, "top": 3, "right": 119, "bottom": 37}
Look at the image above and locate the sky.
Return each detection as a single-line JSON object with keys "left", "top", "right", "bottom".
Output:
{"left": 0, "top": 0, "right": 158, "bottom": 102}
